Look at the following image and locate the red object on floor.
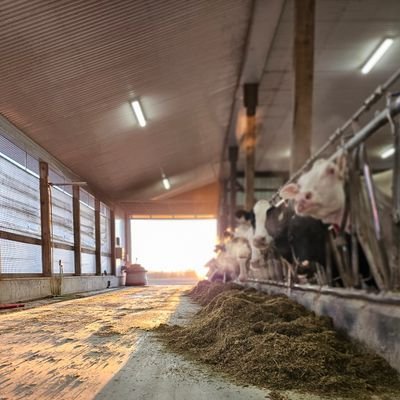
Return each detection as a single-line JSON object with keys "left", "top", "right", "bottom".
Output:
{"left": 0, "top": 303, "right": 25, "bottom": 310}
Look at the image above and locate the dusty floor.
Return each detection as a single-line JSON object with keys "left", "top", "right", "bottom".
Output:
{"left": 0, "top": 286, "right": 188, "bottom": 400}
{"left": 0, "top": 285, "right": 271, "bottom": 400}
{"left": 95, "top": 292, "right": 271, "bottom": 400}
{"left": 0, "top": 285, "right": 391, "bottom": 400}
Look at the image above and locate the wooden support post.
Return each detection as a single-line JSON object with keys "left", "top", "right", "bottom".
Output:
{"left": 73, "top": 186, "right": 81, "bottom": 276}
{"left": 243, "top": 83, "right": 258, "bottom": 211}
{"left": 217, "top": 179, "right": 229, "bottom": 239}
{"left": 95, "top": 199, "right": 101, "bottom": 276}
{"left": 217, "top": 179, "right": 224, "bottom": 239}
{"left": 39, "top": 161, "right": 52, "bottom": 277}
{"left": 229, "top": 146, "right": 238, "bottom": 228}
{"left": 291, "top": 0, "right": 315, "bottom": 174}
{"left": 222, "top": 179, "right": 229, "bottom": 235}
{"left": 110, "top": 210, "right": 116, "bottom": 276}
{"left": 244, "top": 115, "right": 256, "bottom": 211}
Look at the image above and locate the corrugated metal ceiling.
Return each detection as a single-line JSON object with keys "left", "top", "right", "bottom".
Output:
{"left": 0, "top": 0, "right": 253, "bottom": 201}
{"left": 2, "top": 0, "right": 399, "bottom": 210}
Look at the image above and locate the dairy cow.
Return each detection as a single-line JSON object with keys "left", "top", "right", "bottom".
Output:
{"left": 264, "top": 202, "right": 329, "bottom": 283}
{"left": 279, "top": 157, "right": 381, "bottom": 289}
{"left": 279, "top": 158, "right": 345, "bottom": 227}
{"left": 253, "top": 199, "right": 273, "bottom": 250}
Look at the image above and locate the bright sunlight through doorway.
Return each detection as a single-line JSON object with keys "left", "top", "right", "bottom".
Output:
{"left": 130, "top": 219, "right": 217, "bottom": 279}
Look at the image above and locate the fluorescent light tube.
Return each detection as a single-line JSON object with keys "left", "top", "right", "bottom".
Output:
{"left": 130, "top": 99, "right": 147, "bottom": 127}
{"left": 162, "top": 176, "right": 171, "bottom": 190}
{"left": 381, "top": 147, "right": 395, "bottom": 159}
{"left": 361, "top": 38, "right": 394, "bottom": 74}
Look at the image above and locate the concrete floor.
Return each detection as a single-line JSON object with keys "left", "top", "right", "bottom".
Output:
{"left": 0, "top": 285, "right": 271, "bottom": 400}
{"left": 0, "top": 286, "right": 183, "bottom": 400}
{"left": 95, "top": 289, "right": 270, "bottom": 400}
{"left": 0, "top": 285, "right": 393, "bottom": 400}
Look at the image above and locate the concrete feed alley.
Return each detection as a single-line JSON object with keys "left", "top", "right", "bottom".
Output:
{"left": 0, "top": 286, "right": 271, "bottom": 400}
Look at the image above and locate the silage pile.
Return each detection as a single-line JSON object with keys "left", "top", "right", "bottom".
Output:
{"left": 186, "top": 280, "right": 242, "bottom": 305}
{"left": 157, "top": 281, "right": 400, "bottom": 399}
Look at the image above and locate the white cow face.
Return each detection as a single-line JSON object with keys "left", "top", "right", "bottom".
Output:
{"left": 252, "top": 199, "right": 272, "bottom": 248}
{"left": 279, "top": 159, "right": 345, "bottom": 223}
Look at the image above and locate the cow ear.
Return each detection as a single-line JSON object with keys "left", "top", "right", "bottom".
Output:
{"left": 280, "top": 183, "right": 299, "bottom": 199}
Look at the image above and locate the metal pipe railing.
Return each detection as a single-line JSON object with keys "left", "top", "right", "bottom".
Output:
{"left": 270, "top": 67, "right": 400, "bottom": 205}
{"left": 327, "top": 95, "right": 400, "bottom": 161}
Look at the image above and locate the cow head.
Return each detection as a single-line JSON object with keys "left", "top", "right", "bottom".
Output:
{"left": 235, "top": 209, "right": 255, "bottom": 228}
{"left": 279, "top": 158, "right": 345, "bottom": 224}
{"left": 252, "top": 199, "right": 272, "bottom": 249}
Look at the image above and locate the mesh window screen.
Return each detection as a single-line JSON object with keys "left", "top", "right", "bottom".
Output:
{"left": 101, "top": 215, "right": 111, "bottom": 253}
{"left": 81, "top": 253, "right": 96, "bottom": 274}
{"left": 115, "top": 218, "right": 124, "bottom": 276}
{"left": 101, "top": 255, "right": 111, "bottom": 274}
{"left": 80, "top": 190, "right": 95, "bottom": 250}
{"left": 52, "top": 248, "right": 74, "bottom": 274}
{"left": 49, "top": 169, "right": 64, "bottom": 186}
{"left": 50, "top": 187, "right": 73, "bottom": 244}
{"left": 0, "top": 134, "right": 27, "bottom": 167}
{"left": 0, "top": 239, "right": 42, "bottom": 274}
{"left": 27, "top": 154, "right": 40, "bottom": 176}
{"left": 100, "top": 203, "right": 111, "bottom": 255}
{"left": 80, "top": 189, "right": 95, "bottom": 209}
{"left": 115, "top": 218, "right": 125, "bottom": 249}
{"left": 0, "top": 135, "right": 42, "bottom": 274}
{"left": 49, "top": 168, "right": 72, "bottom": 195}
{"left": 0, "top": 156, "right": 41, "bottom": 238}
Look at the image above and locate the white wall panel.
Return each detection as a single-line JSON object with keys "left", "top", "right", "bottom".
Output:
{"left": 52, "top": 248, "right": 74, "bottom": 274}
{"left": 81, "top": 252, "right": 96, "bottom": 274}
{"left": 51, "top": 187, "right": 74, "bottom": 244}
{"left": 101, "top": 256, "right": 111, "bottom": 275}
{"left": 0, "top": 239, "right": 42, "bottom": 274}
{"left": 0, "top": 157, "right": 41, "bottom": 238}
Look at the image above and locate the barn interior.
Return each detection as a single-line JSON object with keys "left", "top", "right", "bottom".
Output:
{"left": 0, "top": 1, "right": 400, "bottom": 399}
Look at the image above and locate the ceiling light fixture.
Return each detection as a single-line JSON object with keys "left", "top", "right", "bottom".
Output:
{"left": 380, "top": 147, "right": 395, "bottom": 159}
{"left": 130, "top": 99, "right": 147, "bottom": 127}
{"left": 361, "top": 38, "right": 394, "bottom": 74}
{"left": 162, "top": 174, "right": 171, "bottom": 190}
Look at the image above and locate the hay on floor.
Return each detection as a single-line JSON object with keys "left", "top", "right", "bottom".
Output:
{"left": 157, "top": 281, "right": 400, "bottom": 399}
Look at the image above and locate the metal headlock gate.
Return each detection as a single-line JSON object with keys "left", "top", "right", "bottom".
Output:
{"left": 248, "top": 67, "right": 400, "bottom": 294}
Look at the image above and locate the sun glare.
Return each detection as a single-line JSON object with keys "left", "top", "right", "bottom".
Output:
{"left": 130, "top": 219, "right": 217, "bottom": 278}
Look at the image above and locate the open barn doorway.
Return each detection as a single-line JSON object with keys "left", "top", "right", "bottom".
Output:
{"left": 130, "top": 218, "right": 217, "bottom": 284}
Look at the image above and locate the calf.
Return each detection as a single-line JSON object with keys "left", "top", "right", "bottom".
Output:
{"left": 205, "top": 253, "right": 237, "bottom": 283}
{"left": 205, "top": 217, "right": 253, "bottom": 282}
{"left": 234, "top": 208, "right": 267, "bottom": 271}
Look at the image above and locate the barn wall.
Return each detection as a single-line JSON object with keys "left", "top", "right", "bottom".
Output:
{"left": 246, "top": 281, "right": 400, "bottom": 373}
{"left": 0, "top": 276, "right": 119, "bottom": 304}
{"left": 0, "top": 103, "right": 123, "bottom": 303}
